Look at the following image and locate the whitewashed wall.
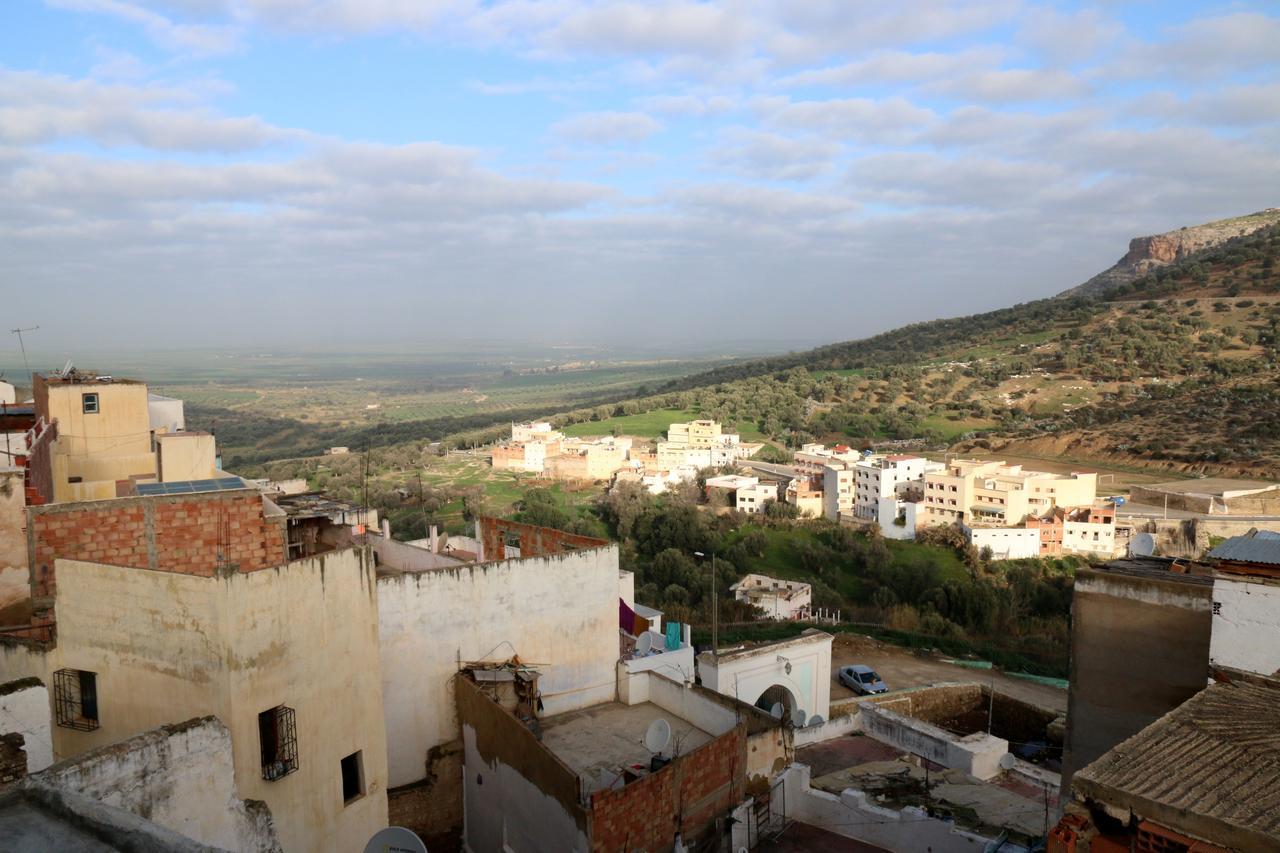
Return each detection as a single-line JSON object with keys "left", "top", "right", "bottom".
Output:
{"left": 1210, "top": 575, "right": 1280, "bottom": 676}
{"left": 0, "top": 677, "right": 51, "bottom": 771}
{"left": 378, "top": 545, "right": 622, "bottom": 788}
{"left": 35, "top": 716, "right": 280, "bottom": 853}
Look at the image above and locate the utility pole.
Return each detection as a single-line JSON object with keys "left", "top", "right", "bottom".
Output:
{"left": 10, "top": 326, "right": 37, "bottom": 388}
{"left": 695, "top": 550, "right": 718, "bottom": 657}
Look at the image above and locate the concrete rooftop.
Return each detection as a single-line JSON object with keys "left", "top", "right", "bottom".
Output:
{"left": 540, "top": 701, "right": 712, "bottom": 792}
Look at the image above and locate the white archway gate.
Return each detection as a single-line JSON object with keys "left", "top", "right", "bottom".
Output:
{"left": 697, "top": 629, "right": 833, "bottom": 723}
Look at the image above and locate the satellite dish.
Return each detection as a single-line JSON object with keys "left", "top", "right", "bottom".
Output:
{"left": 644, "top": 718, "right": 671, "bottom": 755}
{"left": 999, "top": 753, "right": 1017, "bottom": 771}
{"left": 791, "top": 708, "right": 808, "bottom": 728}
{"left": 808, "top": 714, "right": 825, "bottom": 727}
{"left": 770, "top": 702, "right": 785, "bottom": 719}
{"left": 364, "top": 826, "right": 427, "bottom": 853}
{"left": 637, "top": 633, "right": 653, "bottom": 654}
{"left": 1131, "top": 532, "right": 1157, "bottom": 557}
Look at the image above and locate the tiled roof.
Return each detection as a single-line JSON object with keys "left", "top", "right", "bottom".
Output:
{"left": 1073, "top": 676, "right": 1280, "bottom": 848}
{"left": 1207, "top": 529, "right": 1280, "bottom": 566}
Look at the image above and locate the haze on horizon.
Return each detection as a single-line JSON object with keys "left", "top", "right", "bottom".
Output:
{"left": 2, "top": 0, "right": 1278, "bottom": 354}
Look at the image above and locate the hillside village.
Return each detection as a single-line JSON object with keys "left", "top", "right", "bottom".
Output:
{"left": 2, "top": 217, "right": 1279, "bottom": 853}
{"left": 3, "top": 361, "right": 1280, "bottom": 853}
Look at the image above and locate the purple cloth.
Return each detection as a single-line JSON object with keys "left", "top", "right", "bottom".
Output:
{"left": 619, "top": 598, "right": 637, "bottom": 634}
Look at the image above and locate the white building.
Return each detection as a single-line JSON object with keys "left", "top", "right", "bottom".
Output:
{"left": 961, "top": 524, "right": 1043, "bottom": 560}
{"left": 852, "top": 455, "right": 930, "bottom": 519}
{"left": 1207, "top": 530, "right": 1280, "bottom": 677}
{"left": 737, "top": 481, "right": 780, "bottom": 515}
{"left": 511, "top": 421, "right": 563, "bottom": 443}
{"left": 730, "top": 574, "right": 812, "bottom": 620}
{"left": 697, "top": 629, "right": 832, "bottom": 721}
{"left": 0, "top": 380, "right": 15, "bottom": 405}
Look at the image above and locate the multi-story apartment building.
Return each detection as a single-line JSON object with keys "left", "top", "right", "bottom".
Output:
{"left": 852, "top": 455, "right": 930, "bottom": 520}
{"left": 920, "top": 459, "right": 1098, "bottom": 528}
{"left": 785, "top": 476, "right": 823, "bottom": 518}
{"left": 793, "top": 443, "right": 861, "bottom": 479}
{"left": 510, "top": 421, "right": 562, "bottom": 443}
{"left": 666, "top": 419, "right": 724, "bottom": 448}
{"left": 736, "top": 481, "right": 779, "bottom": 514}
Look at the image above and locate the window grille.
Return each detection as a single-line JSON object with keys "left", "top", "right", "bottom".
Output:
{"left": 259, "top": 705, "right": 299, "bottom": 781}
{"left": 53, "top": 669, "right": 99, "bottom": 731}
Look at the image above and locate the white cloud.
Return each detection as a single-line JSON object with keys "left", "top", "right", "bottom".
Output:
{"left": 759, "top": 96, "right": 936, "bottom": 144}
{"left": 779, "top": 47, "right": 1004, "bottom": 88}
{"left": 637, "top": 93, "right": 738, "bottom": 117}
{"left": 929, "top": 68, "right": 1090, "bottom": 103}
{"left": 551, "top": 110, "right": 662, "bottom": 145}
{"left": 46, "top": 0, "right": 241, "bottom": 54}
{"left": 708, "top": 128, "right": 840, "bottom": 181}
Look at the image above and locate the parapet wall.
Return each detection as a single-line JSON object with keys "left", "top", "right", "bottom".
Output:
{"left": 28, "top": 491, "right": 287, "bottom": 596}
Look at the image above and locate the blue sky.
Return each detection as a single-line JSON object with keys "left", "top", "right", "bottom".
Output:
{"left": 2, "top": 1, "right": 1278, "bottom": 353}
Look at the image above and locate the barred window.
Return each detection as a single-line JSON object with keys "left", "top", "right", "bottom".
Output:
{"left": 259, "top": 705, "right": 299, "bottom": 781}
{"left": 54, "top": 669, "right": 99, "bottom": 731}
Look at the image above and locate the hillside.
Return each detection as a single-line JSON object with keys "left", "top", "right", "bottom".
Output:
{"left": 1059, "top": 209, "right": 1280, "bottom": 299}
{"left": 231, "top": 211, "right": 1280, "bottom": 486}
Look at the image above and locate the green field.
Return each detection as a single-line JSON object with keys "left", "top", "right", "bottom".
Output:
{"left": 919, "top": 414, "right": 999, "bottom": 440}
{"left": 561, "top": 408, "right": 700, "bottom": 439}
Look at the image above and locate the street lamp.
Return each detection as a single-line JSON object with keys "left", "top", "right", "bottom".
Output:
{"left": 694, "top": 550, "right": 717, "bottom": 658}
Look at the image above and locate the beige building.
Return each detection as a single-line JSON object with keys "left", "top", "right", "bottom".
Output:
{"left": 920, "top": 459, "right": 1098, "bottom": 528}
{"left": 736, "top": 481, "right": 780, "bottom": 514}
{"left": 545, "top": 437, "right": 630, "bottom": 481}
{"left": 785, "top": 477, "right": 824, "bottom": 518}
{"left": 667, "top": 419, "right": 723, "bottom": 448}
{"left": 29, "top": 370, "right": 219, "bottom": 504}
{"left": 1, "top": 491, "right": 390, "bottom": 853}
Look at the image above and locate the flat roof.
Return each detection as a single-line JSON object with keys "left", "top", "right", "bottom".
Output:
{"left": 540, "top": 701, "right": 712, "bottom": 793}
{"left": 705, "top": 627, "right": 832, "bottom": 662}
{"left": 1088, "top": 556, "right": 1214, "bottom": 586}
{"left": 1073, "top": 674, "right": 1280, "bottom": 848}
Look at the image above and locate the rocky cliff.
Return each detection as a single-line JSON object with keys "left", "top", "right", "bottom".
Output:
{"left": 1059, "top": 208, "right": 1280, "bottom": 298}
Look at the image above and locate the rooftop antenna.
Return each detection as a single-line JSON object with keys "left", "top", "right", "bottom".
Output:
{"left": 10, "top": 326, "right": 37, "bottom": 387}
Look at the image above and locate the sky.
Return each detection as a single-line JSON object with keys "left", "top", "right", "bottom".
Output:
{"left": 1, "top": 1, "right": 1278, "bottom": 355}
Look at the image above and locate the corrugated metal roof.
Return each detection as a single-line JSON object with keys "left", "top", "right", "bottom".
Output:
{"left": 1073, "top": 677, "right": 1280, "bottom": 845}
{"left": 1207, "top": 530, "right": 1280, "bottom": 565}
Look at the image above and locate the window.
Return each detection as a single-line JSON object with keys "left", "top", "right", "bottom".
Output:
{"left": 341, "top": 751, "right": 365, "bottom": 804}
{"left": 82, "top": 393, "right": 99, "bottom": 414}
{"left": 53, "top": 668, "right": 99, "bottom": 731}
{"left": 259, "top": 705, "right": 299, "bottom": 781}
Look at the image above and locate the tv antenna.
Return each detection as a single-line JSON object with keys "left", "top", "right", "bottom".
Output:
{"left": 9, "top": 326, "right": 37, "bottom": 383}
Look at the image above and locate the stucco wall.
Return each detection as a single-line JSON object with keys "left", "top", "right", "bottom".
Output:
{"left": 0, "top": 677, "right": 51, "bottom": 773}
{"left": 377, "top": 545, "right": 620, "bottom": 789}
{"left": 35, "top": 715, "right": 280, "bottom": 852}
{"left": 1209, "top": 575, "right": 1280, "bottom": 677}
{"left": 698, "top": 632, "right": 832, "bottom": 722}
{"left": 1062, "top": 569, "right": 1212, "bottom": 785}
{"left": 457, "top": 675, "right": 589, "bottom": 853}
{"left": 43, "top": 549, "right": 388, "bottom": 853}
{"left": 0, "top": 469, "right": 26, "bottom": 616}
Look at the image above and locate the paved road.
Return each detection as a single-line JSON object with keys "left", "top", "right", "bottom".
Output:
{"left": 827, "top": 633, "right": 1067, "bottom": 714}
{"left": 740, "top": 460, "right": 801, "bottom": 479}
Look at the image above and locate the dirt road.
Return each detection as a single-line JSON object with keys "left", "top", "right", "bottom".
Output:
{"left": 828, "top": 633, "right": 1067, "bottom": 714}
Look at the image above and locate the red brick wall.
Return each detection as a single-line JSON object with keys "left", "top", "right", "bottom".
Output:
{"left": 29, "top": 492, "right": 287, "bottom": 596}
{"left": 589, "top": 724, "right": 745, "bottom": 853}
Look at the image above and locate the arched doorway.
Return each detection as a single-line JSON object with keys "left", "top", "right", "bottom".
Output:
{"left": 754, "top": 684, "right": 798, "bottom": 717}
